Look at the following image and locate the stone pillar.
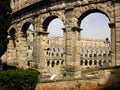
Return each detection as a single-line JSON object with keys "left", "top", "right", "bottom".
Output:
{"left": 109, "top": 2, "right": 120, "bottom": 66}
{"left": 6, "top": 35, "right": 16, "bottom": 65}
{"left": 16, "top": 23, "right": 27, "bottom": 69}
{"left": 109, "top": 23, "right": 116, "bottom": 66}
{"left": 115, "top": 2, "right": 120, "bottom": 65}
{"left": 62, "top": 7, "right": 81, "bottom": 78}
{"left": 19, "top": 35, "right": 27, "bottom": 68}
{"left": 71, "top": 27, "right": 81, "bottom": 66}
{"left": 15, "top": 23, "right": 21, "bottom": 67}
{"left": 37, "top": 31, "right": 49, "bottom": 76}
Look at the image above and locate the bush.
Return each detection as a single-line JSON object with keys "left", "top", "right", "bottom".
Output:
{"left": 0, "top": 69, "right": 39, "bottom": 90}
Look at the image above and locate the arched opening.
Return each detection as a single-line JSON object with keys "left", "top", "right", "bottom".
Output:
{"left": 85, "top": 60, "right": 88, "bottom": 66}
{"left": 21, "top": 22, "right": 34, "bottom": 40}
{"left": 43, "top": 16, "right": 64, "bottom": 37}
{"left": 78, "top": 9, "right": 110, "bottom": 26}
{"left": 22, "top": 22, "right": 31, "bottom": 33}
{"left": 47, "top": 61, "right": 50, "bottom": 66}
{"left": 79, "top": 11, "right": 110, "bottom": 40}
{"left": 43, "top": 16, "right": 58, "bottom": 30}
{"left": 99, "top": 60, "right": 102, "bottom": 66}
{"left": 9, "top": 28, "right": 16, "bottom": 38}
{"left": 94, "top": 60, "right": 97, "bottom": 65}
{"left": 80, "top": 60, "right": 83, "bottom": 65}
{"left": 43, "top": 16, "right": 64, "bottom": 67}
{"left": 56, "top": 60, "right": 59, "bottom": 65}
{"left": 47, "top": 17, "right": 64, "bottom": 37}
{"left": 9, "top": 28, "right": 16, "bottom": 48}
{"left": 51, "top": 61, "right": 55, "bottom": 67}
{"left": 79, "top": 9, "right": 111, "bottom": 68}
{"left": 89, "top": 60, "right": 92, "bottom": 66}
{"left": 21, "top": 22, "right": 34, "bottom": 62}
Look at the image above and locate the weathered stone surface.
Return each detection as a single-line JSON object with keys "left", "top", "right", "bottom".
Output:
{"left": 0, "top": 0, "right": 118, "bottom": 89}
{"left": 1, "top": 0, "right": 119, "bottom": 88}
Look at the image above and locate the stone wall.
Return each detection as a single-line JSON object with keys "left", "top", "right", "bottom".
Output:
{"left": 36, "top": 79, "right": 99, "bottom": 90}
{"left": 36, "top": 67, "right": 120, "bottom": 90}
{"left": 7, "top": 0, "right": 120, "bottom": 80}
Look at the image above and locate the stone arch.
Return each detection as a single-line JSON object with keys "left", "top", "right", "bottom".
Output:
{"left": 89, "top": 60, "right": 92, "bottom": 66}
{"left": 47, "top": 61, "right": 50, "bottom": 66}
{"left": 8, "top": 28, "right": 16, "bottom": 39}
{"left": 56, "top": 60, "right": 59, "bottom": 65}
{"left": 21, "top": 21, "right": 35, "bottom": 40}
{"left": 99, "top": 60, "right": 102, "bottom": 66}
{"left": 43, "top": 15, "right": 58, "bottom": 30}
{"left": 21, "top": 22, "right": 32, "bottom": 33}
{"left": 21, "top": 18, "right": 34, "bottom": 28}
{"left": 8, "top": 27, "right": 17, "bottom": 48}
{"left": 80, "top": 60, "right": 83, "bottom": 65}
{"left": 85, "top": 60, "right": 88, "bottom": 66}
{"left": 78, "top": 9, "right": 110, "bottom": 26}
{"left": 19, "top": 21, "right": 35, "bottom": 68}
{"left": 94, "top": 60, "right": 97, "bottom": 65}
{"left": 51, "top": 60, "right": 55, "bottom": 67}
{"left": 103, "top": 60, "right": 107, "bottom": 65}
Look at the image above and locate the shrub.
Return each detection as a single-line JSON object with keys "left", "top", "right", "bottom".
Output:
{"left": 0, "top": 69, "right": 39, "bottom": 90}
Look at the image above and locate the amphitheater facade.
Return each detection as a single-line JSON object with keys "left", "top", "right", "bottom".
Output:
{"left": 1, "top": 0, "right": 120, "bottom": 79}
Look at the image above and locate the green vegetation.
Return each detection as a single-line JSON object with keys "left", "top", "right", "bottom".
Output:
{"left": 0, "top": 69, "right": 39, "bottom": 90}
{"left": 81, "top": 69, "right": 97, "bottom": 74}
{"left": 0, "top": 0, "right": 11, "bottom": 58}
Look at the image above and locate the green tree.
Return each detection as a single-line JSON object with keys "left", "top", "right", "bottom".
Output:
{"left": 0, "top": 69, "right": 39, "bottom": 90}
{"left": 0, "top": 0, "right": 11, "bottom": 58}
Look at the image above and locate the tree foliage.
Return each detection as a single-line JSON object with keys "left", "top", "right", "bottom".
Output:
{"left": 0, "top": 69, "right": 39, "bottom": 90}
{"left": 0, "top": 0, "right": 11, "bottom": 57}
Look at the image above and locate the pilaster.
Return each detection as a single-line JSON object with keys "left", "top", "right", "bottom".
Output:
{"left": 109, "top": 23, "right": 116, "bottom": 66}
{"left": 62, "top": 7, "right": 81, "bottom": 78}
{"left": 17, "top": 22, "right": 27, "bottom": 68}
{"left": 115, "top": 2, "right": 120, "bottom": 65}
{"left": 37, "top": 31, "right": 49, "bottom": 74}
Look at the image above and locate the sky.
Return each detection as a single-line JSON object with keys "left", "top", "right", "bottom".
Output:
{"left": 47, "top": 18, "right": 64, "bottom": 37}
{"left": 80, "top": 13, "right": 110, "bottom": 40}
{"left": 29, "top": 13, "right": 110, "bottom": 40}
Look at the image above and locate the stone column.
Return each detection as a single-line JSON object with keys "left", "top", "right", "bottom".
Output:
{"left": 19, "top": 33, "right": 27, "bottom": 69}
{"left": 12, "top": 23, "right": 24, "bottom": 68}
{"left": 6, "top": 35, "right": 16, "bottom": 65}
{"left": 71, "top": 27, "right": 81, "bottom": 66}
{"left": 15, "top": 23, "right": 21, "bottom": 67}
{"left": 109, "top": 23, "right": 116, "bottom": 66}
{"left": 62, "top": 7, "right": 81, "bottom": 78}
{"left": 109, "top": 2, "right": 120, "bottom": 66}
{"left": 37, "top": 31, "right": 49, "bottom": 75}
{"left": 114, "top": 2, "right": 120, "bottom": 65}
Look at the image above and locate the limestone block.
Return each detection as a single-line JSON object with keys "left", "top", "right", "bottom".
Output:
{"left": 116, "top": 30, "right": 120, "bottom": 41}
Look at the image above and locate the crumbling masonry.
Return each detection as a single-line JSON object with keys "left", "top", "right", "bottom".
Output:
{"left": 1, "top": 0, "right": 120, "bottom": 79}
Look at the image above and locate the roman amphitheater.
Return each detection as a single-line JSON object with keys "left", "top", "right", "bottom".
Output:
{"left": 1, "top": 0, "right": 120, "bottom": 89}
{"left": 45, "top": 37, "right": 111, "bottom": 75}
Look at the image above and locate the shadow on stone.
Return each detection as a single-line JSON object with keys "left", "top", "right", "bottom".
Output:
{"left": 102, "top": 66, "right": 120, "bottom": 90}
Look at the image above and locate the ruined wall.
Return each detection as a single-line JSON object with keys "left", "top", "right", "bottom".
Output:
{"left": 80, "top": 38, "right": 111, "bottom": 68}
{"left": 6, "top": 0, "right": 120, "bottom": 79}
{"left": 36, "top": 67, "right": 120, "bottom": 90}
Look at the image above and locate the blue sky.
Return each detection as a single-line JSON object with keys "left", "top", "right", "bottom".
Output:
{"left": 80, "top": 13, "right": 110, "bottom": 40}
{"left": 47, "top": 18, "right": 64, "bottom": 37}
